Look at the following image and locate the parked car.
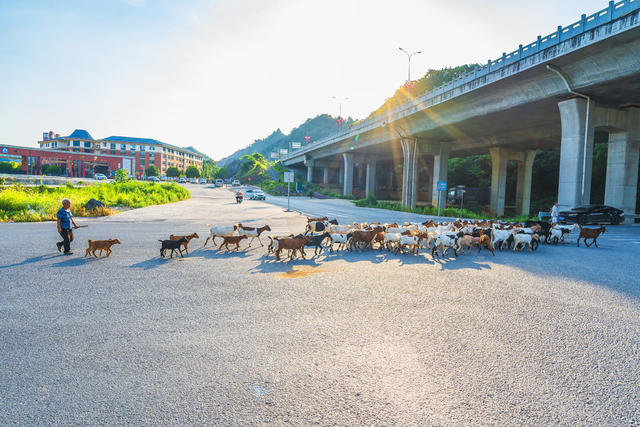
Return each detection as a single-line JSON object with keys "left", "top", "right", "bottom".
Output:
{"left": 232, "top": 179, "right": 241, "bottom": 186}
{"left": 178, "top": 177, "right": 187, "bottom": 183}
{"left": 94, "top": 173, "right": 107, "bottom": 180}
{"left": 249, "top": 190, "right": 266, "bottom": 200}
{"left": 148, "top": 176, "right": 160, "bottom": 182}
{"left": 199, "top": 178, "right": 207, "bottom": 184}
{"left": 558, "top": 205, "right": 624, "bottom": 225}
{"left": 215, "top": 179, "right": 224, "bottom": 187}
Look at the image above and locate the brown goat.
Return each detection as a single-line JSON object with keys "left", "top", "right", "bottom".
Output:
{"left": 236, "top": 224, "right": 271, "bottom": 247}
{"left": 577, "top": 225, "right": 606, "bottom": 248}
{"left": 169, "top": 232, "right": 199, "bottom": 254}
{"left": 85, "top": 238, "right": 120, "bottom": 258}
{"left": 349, "top": 226, "right": 384, "bottom": 251}
{"left": 218, "top": 235, "right": 248, "bottom": 252}
{"left": 306, "top": 216, "right": 328, "bottom": 223}
{"left": 275, "top": 236, "right": 311, "bottom": 260}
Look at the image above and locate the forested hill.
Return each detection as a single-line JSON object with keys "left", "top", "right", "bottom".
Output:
{"left": 217, "top": 114, "right": 354, "bottom": 166}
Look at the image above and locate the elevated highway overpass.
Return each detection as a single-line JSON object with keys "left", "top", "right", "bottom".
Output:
{"left": 282, "top": 0, "right": 640, "bottom": 220}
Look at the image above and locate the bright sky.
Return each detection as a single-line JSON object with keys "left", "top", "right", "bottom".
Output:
{"left": 0, "top": 0, "right": 609, "bottom": 160}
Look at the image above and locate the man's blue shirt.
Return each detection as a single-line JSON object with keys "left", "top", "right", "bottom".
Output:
{"left": 57, "top": 208, "right": 72, "bottom": 229}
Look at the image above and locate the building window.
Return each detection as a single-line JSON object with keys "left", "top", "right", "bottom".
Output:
{"left": 110, "top": 143, "right": 116, "bottom": 150}
{"left": 111, "top": 150, "right": 116, "bottom": 155}
{"left": 73, "top": 148, "right": 80, "bottom": 152}
{"left": 149, "top": 146, "right": 154, "bottom": 151}
{"left": 120, "top": 144, "right": 126, "bottom": 150}
{"left": 140, "top": 145, "right": 145, "bottom": 151}
{"left": 131, "top": 145, "right": 136, "bottom": 151}
{"left": 84, "top": 141, "right": 91, "bottom": 148}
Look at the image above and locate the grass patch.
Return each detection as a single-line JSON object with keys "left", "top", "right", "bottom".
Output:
{"left": 0, "top": 181, "right": 190, "bottom": 222}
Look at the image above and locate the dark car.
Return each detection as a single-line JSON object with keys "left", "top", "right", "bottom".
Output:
{"left": 558, "top": 205, "right": 624, "bottom": 225}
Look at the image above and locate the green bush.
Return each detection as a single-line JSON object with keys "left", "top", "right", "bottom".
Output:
{"left": 145, "top": 165, "right": 160, "bottom": 177}
{"left": 0, "top": 161, "right": 22, "bottom": 174}
{"left": 114, "top": 168, "right": 131, "bottom": 183}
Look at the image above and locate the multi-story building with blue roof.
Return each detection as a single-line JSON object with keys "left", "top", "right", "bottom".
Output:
{"left": 37, "top": 129, "right": 204, "bottom": 176}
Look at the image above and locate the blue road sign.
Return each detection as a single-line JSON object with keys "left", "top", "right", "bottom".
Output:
{"left": 437, "top": 181, "right": 447, "bottom": 191}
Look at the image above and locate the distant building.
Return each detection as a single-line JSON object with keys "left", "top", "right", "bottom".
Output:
{"left": 35, "top": 129, "right": 204, "bottom": 176}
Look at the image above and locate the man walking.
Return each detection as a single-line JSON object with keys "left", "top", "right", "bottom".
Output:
{"left": 551, "top": 201, "right": 559, "bottom": 224}
{"left": 56, "top": 198, "right": 79, "bottom": 255}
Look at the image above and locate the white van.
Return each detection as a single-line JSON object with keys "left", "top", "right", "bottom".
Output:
{"left": 215, "top": 179, "right": 224, "bottom": 187}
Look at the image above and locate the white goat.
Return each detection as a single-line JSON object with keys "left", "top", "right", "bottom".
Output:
{"left": 203, "top": 224, "right": 237, "bottom": 247}
{"left": 491, "top": 229, "right": 514, "bottom": 250}
{"left": 431, "top": 234, "right": 459, "bottom": 258}
{"left": 513, "top": 234, "right": 539, "bottom": 251}
{"left": 396, "top": 235, "right": 421, "bottom": 255}
{"left": 328, "top": 233, "right": 352, "bottom": 252}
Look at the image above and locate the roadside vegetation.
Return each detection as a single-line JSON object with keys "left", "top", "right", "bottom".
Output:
{"left": 0, "top": 181, "right": 190, "bottom": 222}
{"left": 353, "top": 194, "right": 535, "bottom": 223}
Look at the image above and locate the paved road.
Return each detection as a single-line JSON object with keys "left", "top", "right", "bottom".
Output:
{"left": 1, "top": 185, "right": 639, "bottom": 425}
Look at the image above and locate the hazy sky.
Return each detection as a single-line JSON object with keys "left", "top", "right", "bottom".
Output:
{"left": 0, "top": 0, "right": 609, "bottom": 159}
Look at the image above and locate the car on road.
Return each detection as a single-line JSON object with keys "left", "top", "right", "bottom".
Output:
{"left": 249, "top": 189, "right": 266, "bottom": 200}
{"left": 558, "top": 205, "right": 624, "bottom": 225}
{"left": 94, "top": 173, "right": 107, "bottom": 180}
{"left": 215, "top": 179, "right": 224, "bottom": 187}
{"left": 148, "top": 176, "right": 160, "bottom": 182}
{"left": 199, "top": 178, "right": 207, "bottom": 184}
{"left": 232, "top": 179, "right": 240, "bottom": 186}
{"left": 188, "top": 178, "right": 197, "bottom": 184}
{"left": 178, "top": 177, "right": 187, "bottom": 184}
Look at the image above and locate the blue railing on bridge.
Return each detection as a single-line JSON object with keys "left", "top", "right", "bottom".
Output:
{"left": 284, "top": 0, "right": 640, "bottom": 161}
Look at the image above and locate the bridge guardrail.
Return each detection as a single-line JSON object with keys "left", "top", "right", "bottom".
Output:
{"left": 282, "top": 0, "right": 640, "bottom": 163}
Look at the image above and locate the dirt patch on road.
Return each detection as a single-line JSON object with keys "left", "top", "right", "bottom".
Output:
{"left": 277, "top": 265, "right": 325, "bottom": 279}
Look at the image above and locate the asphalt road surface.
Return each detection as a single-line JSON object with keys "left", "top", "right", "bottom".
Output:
{"left": 1, "top": 185, "right": 639, "bottom": 425}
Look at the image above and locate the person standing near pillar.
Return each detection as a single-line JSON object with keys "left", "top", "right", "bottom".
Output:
{"left": 551, "top": 201, "right": 559, "bottom": 224}
{"left": 56, "top": 198, "right": 79, "bottom": 255}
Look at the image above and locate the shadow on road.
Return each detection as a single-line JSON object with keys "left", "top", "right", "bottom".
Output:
{"left": 251, "top": 256, "right": 323, "bottom": 274}
{"left": 129, "top": 257, "right": 167, "bottom": 270}
{"left": 50, "top": 256, "right": 100, "bottom": 267}
{"left": 434, "top": 255, "right": 492, "bottom": 271}
{"left": 192, "top": 246, "right": 252, "bottom": 259}
{"left": 0, "top": 254, "right": 59, "bottom": 270}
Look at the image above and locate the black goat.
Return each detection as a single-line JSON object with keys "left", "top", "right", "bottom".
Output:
{"left": 294, "top": 232, "right": 331, "bottom": 255}
{"left": 159, "top": 238, "right": 188, "bottom": 258}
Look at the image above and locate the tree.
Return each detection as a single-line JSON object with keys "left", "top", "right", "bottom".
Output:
{"left": 145, "top": 165, "right": 159, "bottom": 177}
{"left": 201, "top": 159, "right": 219, "bottom": 179}
{"left": 185, "top": 165, "right": 200, "bottom": 178}
{"left": 165, "top": 167, "right": 180, "bottom": 177}
{"left": 214, "top": 165, "right": 229, "bottom": 179}
{"left": 114, "top": 168, "right": 130, "bottom": 183}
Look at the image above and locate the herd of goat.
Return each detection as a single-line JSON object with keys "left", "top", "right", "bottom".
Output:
{"left": 201, "top": 217, "right": 607, "bottom": 261}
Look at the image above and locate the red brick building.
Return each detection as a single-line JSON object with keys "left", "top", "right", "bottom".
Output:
{"left": 37, "top": 129, "right": 203, "bottom": 177}
{"left": 0, "top": 144, "right": 134, "bottom": 177}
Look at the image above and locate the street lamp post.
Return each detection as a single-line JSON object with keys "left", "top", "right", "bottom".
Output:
{"left": 332, "top": 96, "right": 349, "bottom": 125}
{"left": 399, "top": 47, "right": 421, "bottom": 92}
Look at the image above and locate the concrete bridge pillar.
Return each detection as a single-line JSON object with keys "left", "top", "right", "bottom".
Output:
{"left": 365, "top": 160, "right": 377, "bottom": 197}
{"left": 304, "top": 155, "right": 314, "bottom": 183}
{"left": 401, "top": 138, "right": 418, "bottom": 208}
{"left": 342, "top": 153, "right": 354, "bottom": 196}
{"left": 322, "top": 167, "right": 330, "bottom": 185}
{"left": 490, "top": 147, "right": 509, "bottom": 216}
{"left": 557, "top": 98, "right": 595, "bottom": 211}
{"left": 431, "top": 143, "right": 450, "bottom": 209}
{"left": 605, "top": 130, "right": 639, "bottom": 222}
{"left": 515, "top": 150, "right": 537, "bottom": 216}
